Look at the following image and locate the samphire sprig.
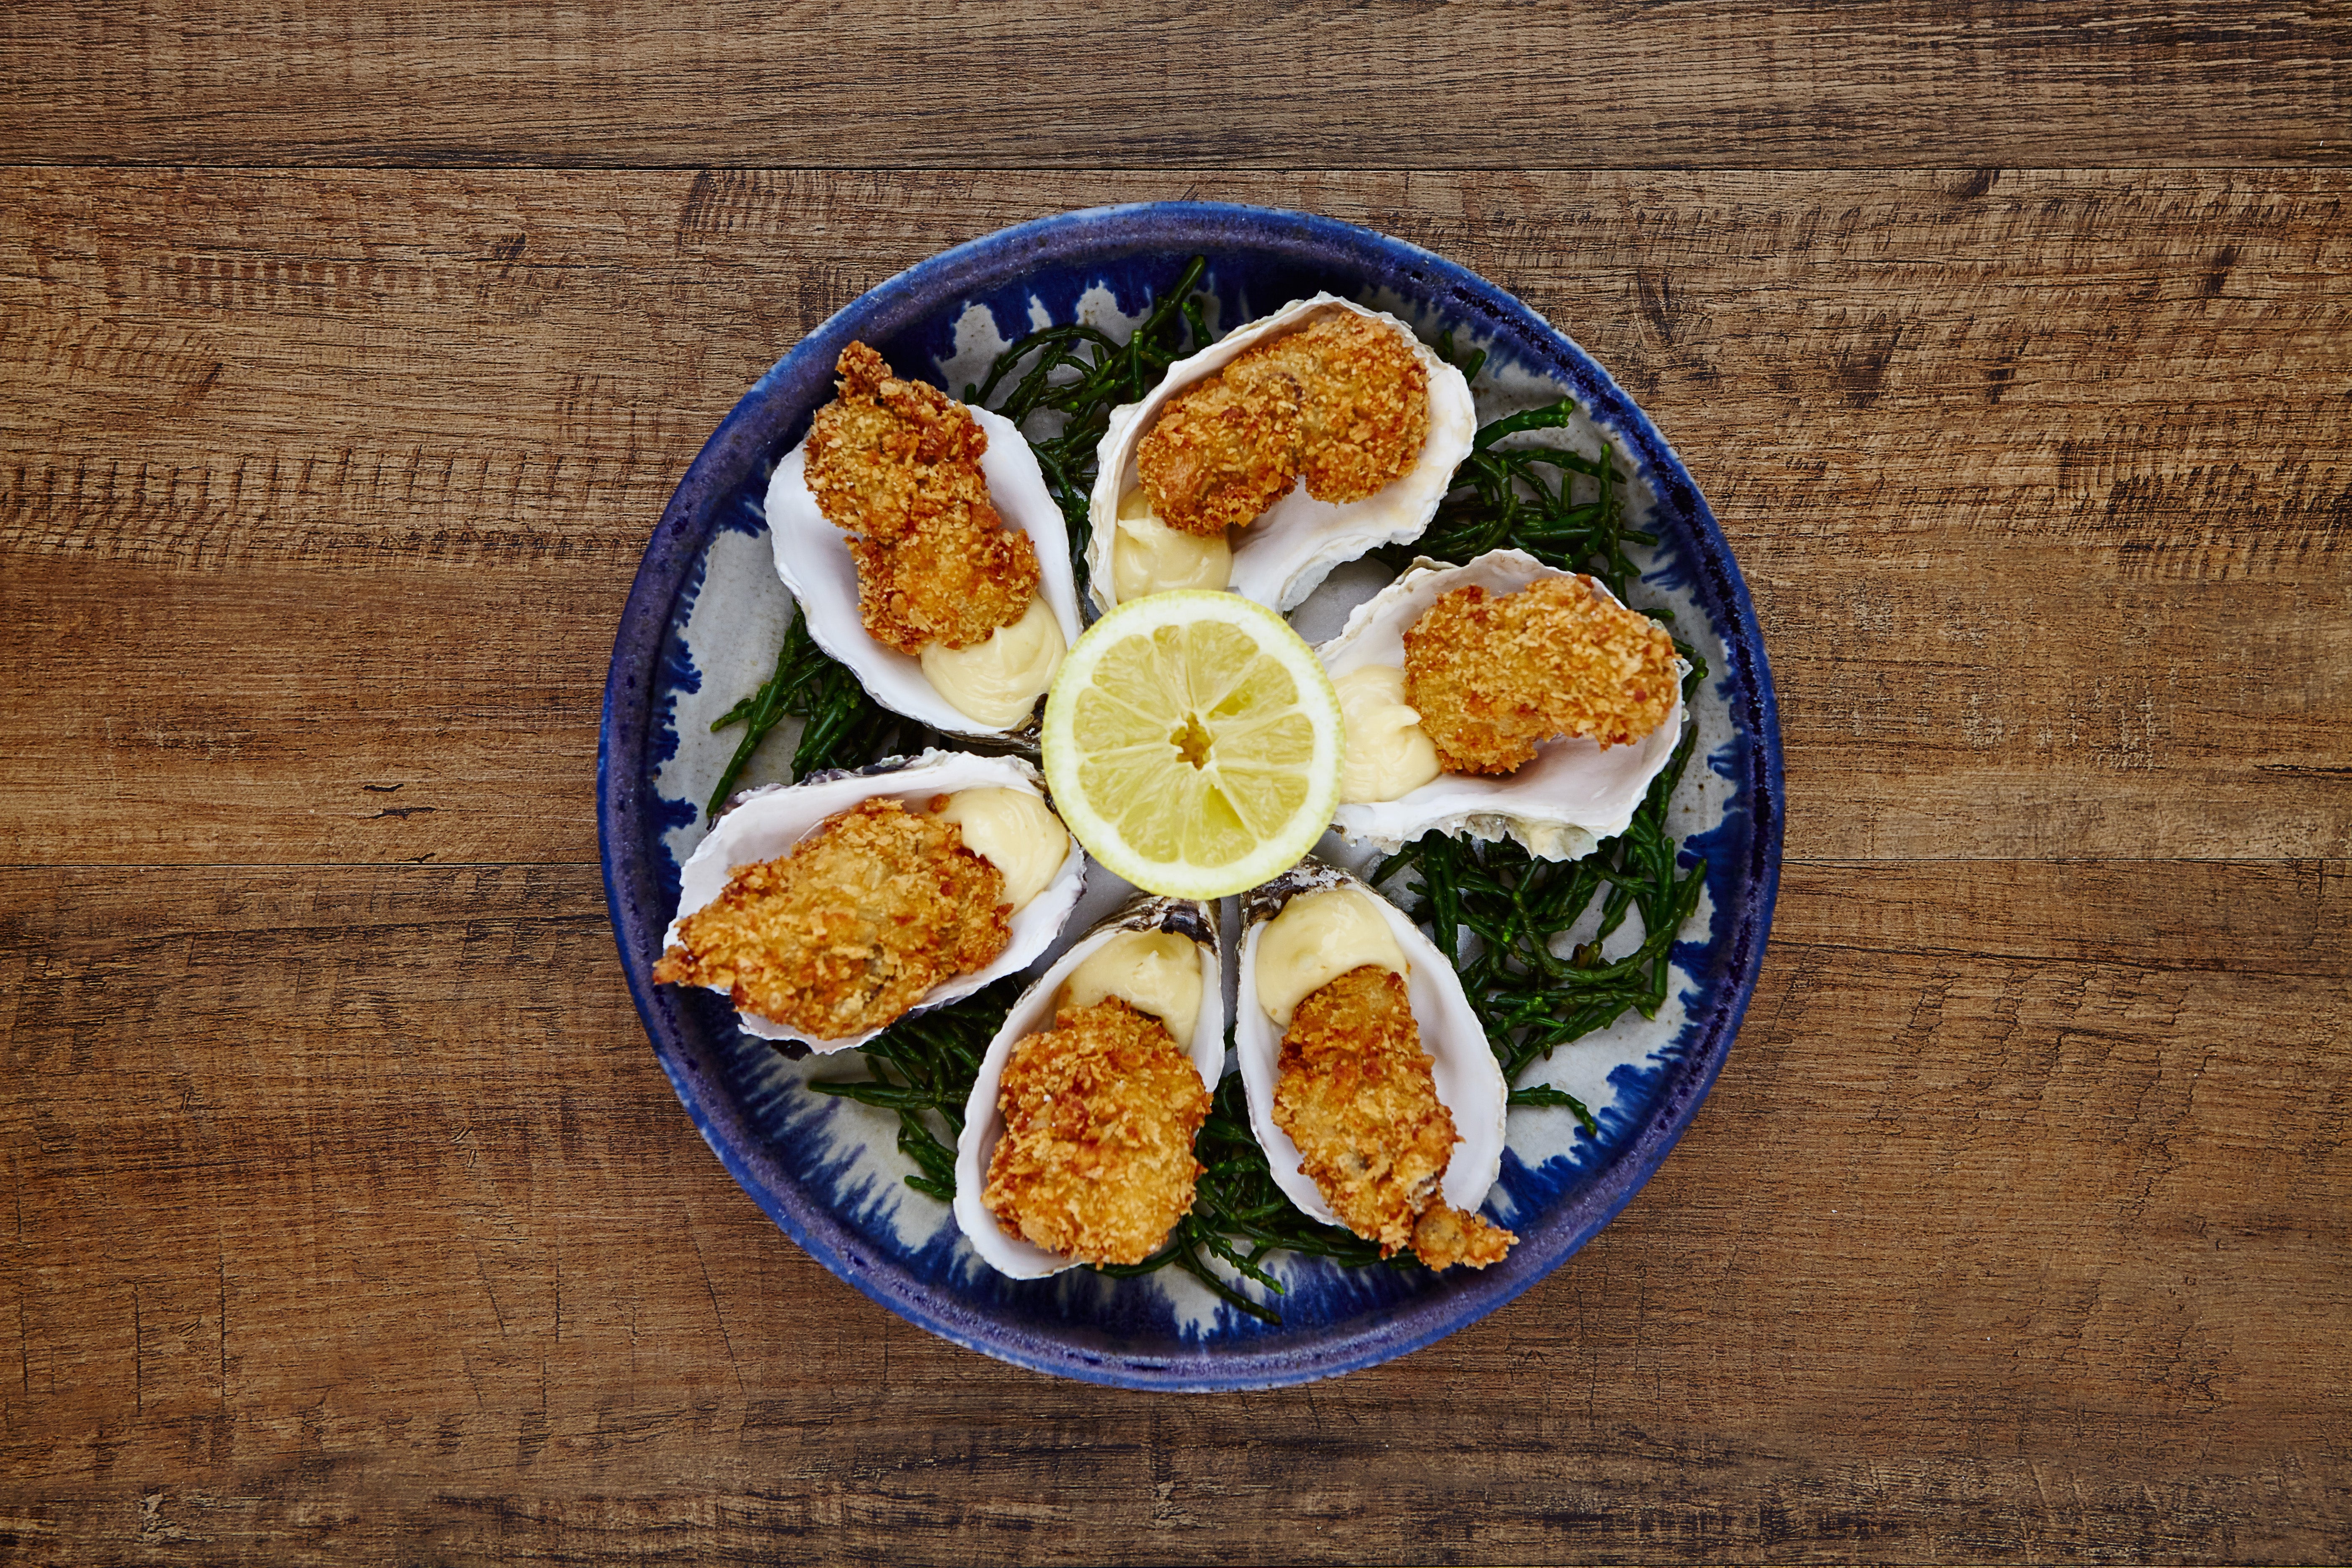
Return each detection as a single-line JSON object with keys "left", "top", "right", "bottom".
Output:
{"left": 703, "top": 603, "right": 935, "bottom": 820}
{"left": 806, "top": 976, "right": 1019, "bottom": 1200}
{"left": 963, "top": 255, "right": 1213, "bottom": 592}
{"left": 1369, "top": 654, "right": 1710, "bottom": 1132}
{"left": 1388, "top": 398, "right": 1656, "bottom": 595}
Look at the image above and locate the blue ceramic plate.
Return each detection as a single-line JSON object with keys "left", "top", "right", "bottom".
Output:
{"left": 598, "top": 204, "right": 1783, "bottom": 1390}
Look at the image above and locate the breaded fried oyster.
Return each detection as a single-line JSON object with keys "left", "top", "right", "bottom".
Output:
{"left": 1088, "top": 294, "right": 1477, "bottom": 613}
{"left": 653, "top": 797, "right": 1010, "bottom": 1040}
{"left": 765, "top": 348, "right": 1078, "bottom": 737}
{"left": 1318, "top": 553, "right": 1692, "bottom": 859}
{"left": 1246, "top": 312, "right": 1431, "bottom": 505}
{"left": 848, "top": 509, "right": 1045, "bottom": 657}
{"left": 954, "top": 895, "right": 1222, "bottom": 1279}
{"left": 805, "top": 343, "right": 1041, "bottom": 653}
{"left": 804, "top": 341, "right": 992, "bottom": 545}
{"left": 1271, "top": 966, "right": 1514, "bottom": 1270}
{"left": 1135, "top": 309, "right": 1431, "bottom": 536}
{"left": 1239, "top": 869, "right": 1515, "bottom": 1273}
{"left": 1403, "top": 573, "right": 1679, "bottom": 775}
{"left": 983, "top": 998, "right": 1212, "bottom": 1266}
{"left": 1134, "top": 364, "right": 1304, "bottom": 536}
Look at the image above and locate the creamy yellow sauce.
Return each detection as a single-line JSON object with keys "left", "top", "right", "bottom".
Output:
{"left": 1253, "top": 887, "right": 1408, "bottom": 1029}
{"left": 1055, "top": 930, "right": 1204, "bottom": 1049}
{"left": 931, "top": 787, "right": 1066, "bottom": 911}
{"left": 1111, "top": 489, "right": 1232, "bottom": 602}
{"left": 1332, "top": 663, "right": 1442, "bottom": 804}
{"left": 920, "top": 595, "right": 1066, "bottom": 727}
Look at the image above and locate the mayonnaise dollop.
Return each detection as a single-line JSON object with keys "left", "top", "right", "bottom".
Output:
{"left": 1112, "top": 490, "right": 1233, "bottom": 602}
{"left": 920, "top": 596, "right": 1066, "bottom": 727}
{"left": 1253, "top": 887, "right": 1409, "bottom": 1029}
{"left": 1333, "top": 663, "right": 1442, "bottom": 804}
{"left": 931, "top": 787, "right": 1068, "bottom": 911}
{"left": 1055, "top": 930, "right": 1204, "bottom": 1049}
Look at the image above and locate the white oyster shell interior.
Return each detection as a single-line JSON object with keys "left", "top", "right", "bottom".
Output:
{"left": 1087, "top": 294, "right": 1478, "bottom": 615}
{"left": 765, "top": 404, "right": 1082, "bottom": 738}
{"left": 1320, "top": 548, "right": 1688, "bottom": 862}
{"left": 1235, "top": 863, "right": 1508, "bottom": 1230}
{"left": 662, "top": 749, "right": 1087, "bottom": 1053}
{"left": 952, "top": 900, "right": 1226, "bottom": 1280}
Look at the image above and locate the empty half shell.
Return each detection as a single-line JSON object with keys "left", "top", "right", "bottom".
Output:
{"left": 1319, "top": 549, "right": 1689, "bottom": 862}
{"left": 663, "top": 749, "right": 1087, "bottom": 1052}
{"left": 1233, "top": 859, "right": 1507, "bottom": 1230}
{"left": 954, "top": 895, "right": 1226, "bottom": 1279}
{"left": 1086, "top": 294, "right": 1477, "bottom": 615}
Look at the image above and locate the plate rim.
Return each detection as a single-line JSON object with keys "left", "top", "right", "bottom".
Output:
{"left": 596, "top": 200, "right": 1786, "bottom": 1390}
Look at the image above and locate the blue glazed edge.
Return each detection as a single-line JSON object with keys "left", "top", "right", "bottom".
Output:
{"left": 597, "top": 202, "right": 1785, "bottom": 1390}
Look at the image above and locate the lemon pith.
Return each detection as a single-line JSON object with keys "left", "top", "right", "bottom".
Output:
{"left": 1043, "top": 592, "right": 1343, "bottom": 900}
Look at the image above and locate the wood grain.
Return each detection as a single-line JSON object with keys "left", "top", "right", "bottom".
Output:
{"left": 1, "top": 2, "right": 2345, "bottom": 168}
{"left": 3, "top": 14, "right": 2349, "bottom": 1549}
{"left": 0, "top": 862, "right": 2344, "bottom": 1560}
{"left": 3, "top": 169, "right": 2346, "bottom": 866}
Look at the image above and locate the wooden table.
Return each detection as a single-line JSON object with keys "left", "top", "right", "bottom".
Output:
{"left": 3, "top": 4, "right": 2346, "bottom": 1560}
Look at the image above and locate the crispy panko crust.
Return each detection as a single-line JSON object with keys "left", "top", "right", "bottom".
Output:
{"left": 803, "top": 342, "right": 1039, "bottom": 652}
{"left": 848, "top": 503, "right": 1042, "bottom": 654}
{"left": 1134, "top": 310, "right": 1431, "bottom": 533}
{"left": 1135, "top": 365, "right": 1304, "bottom": 536}
{"left": 1271, "top": 965, "right": 1516, "bottom": 1271}
{"left": 651, "top": 797, "right": 1009, "bottom": 1040}
{"left": 1403, "top": 574, "right": 1679, "bottom": 775}
{"left": 983, "top": 998, "right": 1212, "bottom": 1266}
{"left": 1410, "top": 1201, "right": 1515, "bottom": 1271}
{"left": 805, "top": 342, "right": 990, "bottom": 544}
{"left": 1247, "top": 312, "right": 1431, "bottom": 504}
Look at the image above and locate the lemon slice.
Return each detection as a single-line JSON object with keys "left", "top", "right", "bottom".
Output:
{"left": 1042, "top": 591, "right": 1343, "bottom": 899}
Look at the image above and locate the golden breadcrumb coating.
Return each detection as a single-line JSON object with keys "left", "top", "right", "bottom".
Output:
{"left": 1270, "top": 965, "right": 1516, "bottom": 1271}
{"left": 847, "top": 502, "right": 1042, "bottom": 654}
{"left": 802, "top": 342, "right": 1039, "bottom": 652}
{"left": 1409, "top": 1201, "right": 1515, "bottom": 1271}
{"left": 1135, "top": 365, "right": 1304, "bottom": 536}
{"left": 1403, "top": 574, "right": 1679, "bottom": 775}
{"left": 983, "top": 998, "right": 1211, "bottom": 1266}
{"left": 805, "top": 342, "right": 991, "bottom": 544}
{"left": 1133, "top": 309, "right": 1431, "bottom": 533}
{"left": 1246, "top": 312, "right": 1431, "bottom": 504}
{"left": 652, "top": 797, "right": 1009, "bottom": 1040}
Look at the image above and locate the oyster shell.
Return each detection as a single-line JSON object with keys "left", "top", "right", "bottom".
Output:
{"left": 1320, "top": 548, "right": 1689, "bottom": 862}
{"left": 953, "top": 894, "right": 1226, "bottom": 1279}
{"left": 663, "top": 749, "right": 1086, "bottom": 1052}
{"left": 1234, "top": 859, "right": 1506, "bottom": 1230}
{"left": 1086, "top": 294, "right": 1477, "bottom": 615}
{"left": 764, "top": 403, "right": 1083, "bottom": 738}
